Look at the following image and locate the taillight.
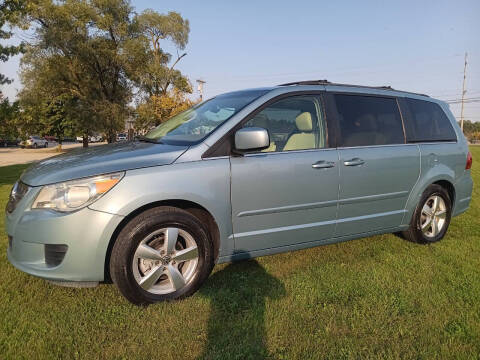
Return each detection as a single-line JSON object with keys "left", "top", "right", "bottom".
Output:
{"left": 466, "top": 151, "right": 472, "bottom": 170}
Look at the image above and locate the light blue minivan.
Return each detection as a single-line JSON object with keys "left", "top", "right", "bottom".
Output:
{"left": 6, "top": 80, "right": 473, "bottom": 304}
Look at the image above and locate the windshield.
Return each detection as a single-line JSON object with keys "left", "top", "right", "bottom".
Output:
{"left": 144, "top": 89, "right": 269, "bottom": 145}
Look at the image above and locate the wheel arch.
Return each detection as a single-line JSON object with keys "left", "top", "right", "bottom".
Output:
{"left": 432, "top": 179, "right": 455, "bottom": 204}
{"left": 402, "top": 171, "right": 456, "bottom": 226}
{"left": 104, "top": 199, "right": 221, "bottom": 282}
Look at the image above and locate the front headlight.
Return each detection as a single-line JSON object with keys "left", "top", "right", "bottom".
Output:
{"left": 32, "top": 172, "right": 124, "bottom": 212}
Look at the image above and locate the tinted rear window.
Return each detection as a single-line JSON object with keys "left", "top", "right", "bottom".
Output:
{"left": 335, "top": 94, "right": 404, "bottom": 147}
{"left": 405, "top": 99, "right": 457, "bottom": 142}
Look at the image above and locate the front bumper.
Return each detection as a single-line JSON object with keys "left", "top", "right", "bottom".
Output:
{"left": 6, "top": 205, "right": 124, "bottom": 282}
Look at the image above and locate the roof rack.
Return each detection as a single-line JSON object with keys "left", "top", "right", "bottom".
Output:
{"left": 280, "top": 79, "right": 331, "bottom": 86}
{"left": 278, "top": 80, "right": 429, "bottom": 97}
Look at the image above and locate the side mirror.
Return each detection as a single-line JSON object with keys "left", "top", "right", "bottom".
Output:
{"left": 234, "top": 127, "right": 270, "bottom": 153}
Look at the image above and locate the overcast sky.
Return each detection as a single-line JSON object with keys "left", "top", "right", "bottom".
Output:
{"left": 2, "top": 0, "right": 479, "bottom": 121}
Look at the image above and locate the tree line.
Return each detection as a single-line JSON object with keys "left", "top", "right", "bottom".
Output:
{"left": 461, "top": 120, "right": 480, "bottom": 142}
{"left": 0, "top": 0, "right": 195, "bottom": 147}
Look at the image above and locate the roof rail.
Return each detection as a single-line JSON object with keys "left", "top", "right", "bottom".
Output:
{"left": 278, "top": 80, "right": 429, "bottom": 97}
{"left": 279, "top": 80, "right": 331, "bottom": 86}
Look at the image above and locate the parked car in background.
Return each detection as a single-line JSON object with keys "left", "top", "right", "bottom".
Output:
{"left": 0, "top": 136, "right": 19, "bottom": 147}
{"left": 89, "top": 135, "right": 103, "bottom": 143}
{"left": 5, "top": 81, "right": 473, "bottom": 305}
{"left": 44, "top": 136, "right": 57, "bottom": 143}
{"left": 117, "top": 133, "right": 127, "bottom": 141}
{"left": 20, "top": 136, "right": 48, "bottom": 148}
{"left": 77, "top": 135, "right": 103, "bottom": 143}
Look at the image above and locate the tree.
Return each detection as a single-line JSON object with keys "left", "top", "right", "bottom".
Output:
{"left": 42, "top": 95, "right": 76, "bottom": 150}
{"left": 132, "top": 9, "right": 193, "bottom": 131}
{"left": 133, "top": 9, "right": 191, "bottom": 97}
{"left": 19, "top": 0, "right": 138, "bottom": 147}
{"left": 135, "top": 89, "right": 195, "bottom": 132}
{"left": 15, "top": 1, "right": 192, "bottom": 146}
{"left": 459, "top": 120, "right": 480, "bottom": 141}
{"left": 0, "top": 0, "right": 27, "bottom": 86}
{"left": 471, "top": 131, "right": 480, "bottom": 141}
{"left": 0, "top": 94, "right": 20, "bottom": 139}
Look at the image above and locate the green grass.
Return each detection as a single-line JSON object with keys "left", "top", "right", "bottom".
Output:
{"left": 1, "top": 148, "right": 479, "bottom": 359}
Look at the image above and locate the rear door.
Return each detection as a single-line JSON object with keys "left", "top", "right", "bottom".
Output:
{"left": 330, "top": 93, "right": 421, "bottom": 237}
{"left": 230, "top": 94, "right": 340, "bottom": 253}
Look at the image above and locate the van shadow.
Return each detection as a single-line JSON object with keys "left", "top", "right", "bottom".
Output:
{"left": 197, "top": 259, "right": 286, "bottom": 360}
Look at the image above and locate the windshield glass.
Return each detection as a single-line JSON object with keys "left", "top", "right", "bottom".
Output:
{"left": 144, "top": 89, "right": 269, "bottom": 145}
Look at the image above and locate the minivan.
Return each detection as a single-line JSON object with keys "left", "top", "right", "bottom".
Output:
{"left": 6, "top": 80, "right": 473, "bottom": 304}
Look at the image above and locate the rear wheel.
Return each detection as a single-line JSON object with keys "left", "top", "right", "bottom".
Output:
{"left": 110, "top": 206, "right": 214, "bottom": 305}
{"left": 402, "top": 184, "right": 452, "bottom": 244}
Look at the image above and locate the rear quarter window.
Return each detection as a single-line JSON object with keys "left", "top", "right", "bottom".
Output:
{"left": 405, "top": 98, "right": 457, "bottom": 142}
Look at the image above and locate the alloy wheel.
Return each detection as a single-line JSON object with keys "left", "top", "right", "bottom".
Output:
{"left": 420, "top": 195, "right": 447, "bottom": 238}
{"left": 132, "top": 227, "right": 199, "bottom": 294}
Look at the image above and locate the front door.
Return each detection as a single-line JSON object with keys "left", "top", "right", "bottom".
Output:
{"left": 230, "top": 95, "right": 340, "bottom": 253}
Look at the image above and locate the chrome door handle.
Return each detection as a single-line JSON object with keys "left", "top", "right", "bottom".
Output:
{"left": 343, "top": 158, "right": 365, "bottom": 166}
{"left": 312, "top": 161, "right": 335, "bottom": 169}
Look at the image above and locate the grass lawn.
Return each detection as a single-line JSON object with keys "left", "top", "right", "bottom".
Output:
{"left": 0, "top": 148, "right": 479, "bottom": 359}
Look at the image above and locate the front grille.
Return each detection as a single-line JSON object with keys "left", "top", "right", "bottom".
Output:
{"left": 44, "top": 244, "right": 68, "bottom": 267}
{"left": 6, "top": 181, "right": 29, "bottom": 213}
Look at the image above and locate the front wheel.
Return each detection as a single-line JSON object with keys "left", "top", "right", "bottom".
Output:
{"left": 33, "top": 143, "right": 37, "bottom": 149}
{"left": 110, "top": 206, "right": 215, "bottom": 305}
{"left": 402, "top": 184, "right": 452, "bottom": 244}
{"left": 44, "top": 142, "right": 48, "bottom": 148}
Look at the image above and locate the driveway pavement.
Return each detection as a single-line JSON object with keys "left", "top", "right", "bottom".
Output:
{"left": 0, "top": 142, "right": 107, "bottom": 166}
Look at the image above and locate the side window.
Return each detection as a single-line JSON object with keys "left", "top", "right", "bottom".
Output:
{"left": 244, "top": 96, "right": 325, "bottom": 152}
{"left": 405, "top": 98, "right": 457, "bottom": 142}
{"left": 334, "top": 94, "right": 405, "bottom": 147}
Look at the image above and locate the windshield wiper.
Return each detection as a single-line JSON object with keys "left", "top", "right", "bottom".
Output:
{"left": 135, "top": 135, "right": 162, "bottom": 144}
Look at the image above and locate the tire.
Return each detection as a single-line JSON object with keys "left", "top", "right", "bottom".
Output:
{"left": 44, "top": 142, "right": 48, "bottom": 148}
{"left": 110, "top": 206, "right": 215, "bottom": 305}
{"left": 402, "top": 184, "right": 452, "bottom": 244}
{"left": 33, "top": 143, "right": 37, "bottom": 149}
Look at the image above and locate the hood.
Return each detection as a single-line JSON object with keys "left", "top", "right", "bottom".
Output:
{"left": 21, "top": 141, "right": 188, "bottom": 186}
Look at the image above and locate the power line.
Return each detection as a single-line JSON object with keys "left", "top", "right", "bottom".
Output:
{"left": 446, "top": 99, "right": 480, "bottom": 105}
{"left": 445, "top": 96, "right": 480, "bottom": 102}
{"left": 435, "top": 91, "right": 480, "bottom": 99}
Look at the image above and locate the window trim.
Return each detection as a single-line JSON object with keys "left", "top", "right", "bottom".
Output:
{"left": 243, "top": 146, "right": 338, "bottom": 158}
{"left": 326, "top": 91, "right": 407, "bottom": 149}
{"left": 400, "top": 97, "right": 458, "bottom": 144}
{"left": 202, "top": 91, "right": 334, "bottom": 158}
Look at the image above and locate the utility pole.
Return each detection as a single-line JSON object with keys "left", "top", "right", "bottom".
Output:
{"left": 460, "top": 52, "right": 468, "bottom": 132}
{"left": 196, "top": 79, "right": 206, "bottom": 101}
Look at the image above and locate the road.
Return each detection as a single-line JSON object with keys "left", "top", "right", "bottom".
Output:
{"left": 0, "top": 142, "right": 107, "bottom": 167}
